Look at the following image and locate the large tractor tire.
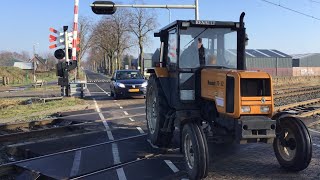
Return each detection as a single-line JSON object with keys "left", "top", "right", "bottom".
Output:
{"left": 273, "top": 116, "right": 312, "bottom": 171}
{"left": 146, "top": 75, "right": 173, "bottom": 147}
{"left": 182, "top": 122, "right": 209, "bottom": 180}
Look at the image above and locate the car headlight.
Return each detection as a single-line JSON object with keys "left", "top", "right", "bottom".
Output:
{"left": 260, "top": 106, "right": 270, "bottom": 113}
{"left": 141, "top": 81, "right": 148, "bottom": 88}
{"left": 241, "top": 106, "right": 251, "bottom": 113}
{"left": 116, "top": 82, "right": 125, "bottom": 88}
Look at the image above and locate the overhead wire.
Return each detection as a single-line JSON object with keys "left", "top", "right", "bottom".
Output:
{"left": 260, "top": 0, "right": 320, "bottom": 21}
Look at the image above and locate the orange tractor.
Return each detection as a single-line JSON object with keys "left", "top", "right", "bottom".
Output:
{"left": 146, "top": 13, "right": 312, "bottom": 179}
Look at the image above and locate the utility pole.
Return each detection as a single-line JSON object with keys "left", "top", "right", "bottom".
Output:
{"left": 91, "top": 1, "right": 199, "bottom": 20}
{"left": 33, "top": 43, "right": 39, "bottom": 83}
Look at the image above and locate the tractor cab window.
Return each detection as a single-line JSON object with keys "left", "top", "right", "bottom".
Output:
{"left": 179, "top": 27, "right": 237, "bottom": 69}
{"left": 167, "top": 29, "right": 177, "bottom": 64}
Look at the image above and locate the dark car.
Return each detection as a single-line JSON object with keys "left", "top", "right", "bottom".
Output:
{"left": 110, "top": 70, "right": 147, "bottom": 99}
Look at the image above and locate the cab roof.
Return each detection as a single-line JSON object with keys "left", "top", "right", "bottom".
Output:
{"left": 155, "top": 20, "right": 241, "bottom": 37}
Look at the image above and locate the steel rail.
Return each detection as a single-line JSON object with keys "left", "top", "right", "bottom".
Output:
{"left": 0, "top": 133, "right": 147, "bottom": 167}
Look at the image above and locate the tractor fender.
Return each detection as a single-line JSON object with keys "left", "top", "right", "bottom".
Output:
{"left": 272, "top": 111, "right": 299, "bottom": 121}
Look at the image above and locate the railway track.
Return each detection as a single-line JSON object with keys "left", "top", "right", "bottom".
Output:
{"left": 274, "top": 85, "right": 320, "bottom": 96}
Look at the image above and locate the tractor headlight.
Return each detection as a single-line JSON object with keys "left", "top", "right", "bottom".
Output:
{"left": 260, "top": 106, "right": 270, "bottom": 113}
{"left": 116, "top": 82, "right": 125, "bottom": 88}
{"left": 241, "top": 106, "right": 251, "bottom": 113}
{"left": 141, "top": 81, "right": 148, "bottom": 88}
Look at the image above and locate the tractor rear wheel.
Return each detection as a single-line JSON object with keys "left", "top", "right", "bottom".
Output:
{"left": 182, "top": 122, "right": 209, "bottom": 180}
{"left": 273, "top": 116, "right": 312, "bottom": 171}
{"left": 146, "top": 75, "right": 173, "bottom": 147}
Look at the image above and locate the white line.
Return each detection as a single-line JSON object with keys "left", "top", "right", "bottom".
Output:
{"left": 136, "top": 127, "right": 145, "bottom": 134}
{"left": 164, "top": 160, "right": 179, "bottom": 173}
{"left": 114, "top": 100, "right": 117, "bottom": 102}
{"left": 129, "top": 118, "right": 135, "bottom": 122}
{"left": 309, "top": 128, "right": 320, "bottom": 134}
{"left": 70, "top": 150, "right": 82, "bottom": 177}
{"left": 112, "top": 143, "right": 121, "bottom": 164}
{"left": 94, "top": 98, "right": 114, "bottom": 140}
{"left": 99, "top": 112, "right": 105, "bottom": 120}
{"left": 120, "top": 106, "right": 123, "bottom": 109}
{"left": 116, "top": 168, "right": 127, "bottom": 180}
{"left": 93, "top": 99, "right": 101, "bottom": 113}
{"left": 123, "top": 111, "right": 129, "bottom": 115}
{"left": 94, "top": 83, "right": 109, "bottom": 95}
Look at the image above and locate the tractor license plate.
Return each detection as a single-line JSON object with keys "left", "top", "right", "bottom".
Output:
{"left": 129, "top": 89, "right": 139, "bottom": 92}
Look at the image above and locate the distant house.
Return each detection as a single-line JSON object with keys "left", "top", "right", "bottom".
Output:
{"left": 13, "top": 62, "right": 33, "bottom": 71}
{"left": 30, "top": 54, "right": 48, "bottom": 72}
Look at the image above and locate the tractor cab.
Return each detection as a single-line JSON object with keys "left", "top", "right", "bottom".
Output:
{"left": 149, "top": 14, "right": 247, "bottom": 108}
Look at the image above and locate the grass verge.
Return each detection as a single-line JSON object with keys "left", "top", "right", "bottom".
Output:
{"left": 0, "top": 97, "right": 90, "bottom": 124}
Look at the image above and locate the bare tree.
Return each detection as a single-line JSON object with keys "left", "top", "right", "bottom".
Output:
{"left": 90, "top": 9, "right": 134, "bottom": 74}
{"left": 91, "top": 18, "right": 117, "bottom": 74}
{"left": 129, "top": 7, "right": 157, "bottom": 73}
{"left": 76, "top": 16, "right": 93, "bottom": 78}
{"left": 109, "top": 9, "right": 134, "bottom": 70}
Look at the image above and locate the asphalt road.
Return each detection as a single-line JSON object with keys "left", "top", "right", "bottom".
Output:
{"left": 13, "top": 71, "right": 320, "bottom": 180}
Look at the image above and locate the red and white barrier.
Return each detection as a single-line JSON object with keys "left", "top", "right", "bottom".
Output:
{"left": 72, "top": 0, "right": 79, "bottom": 61}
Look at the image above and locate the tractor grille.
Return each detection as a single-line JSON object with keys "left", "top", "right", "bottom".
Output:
{"left": 240, "top": 78, "right": 271, "bottom": 97}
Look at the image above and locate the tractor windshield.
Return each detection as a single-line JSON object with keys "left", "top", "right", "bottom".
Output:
{"left": 179, "top": 27, "right": 237, "bottom": 69}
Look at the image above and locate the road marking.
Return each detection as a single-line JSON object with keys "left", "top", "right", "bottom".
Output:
{"left": 94, "top": 98, "right": 114, "bottom": 140}
{"left": 87, "top": 89, "right": 92, "bottom": 96}
{"left": 116, "top": 103, "right": 123, "bottom": 109}
{"left": 94, "top": 99, "right": 101, "bottom": 113}
{"left": 112, "top": 143, "right": 121, "bottom": 164}
{"left": 70, "top": 150, "right": 82, "bottom": 177}
{"left": 309, "top": 128, "right": 320, "bottom": 134}
{"left": 116, "top": 168, "right": 127, "bottom": 180}
{"left": 164, "top": 160, "right": 179, "bottom": 173}
{"left": 136, "top": 127, "right": 145, "bottom": 134}
{"left": 59, "top": 106, "right": 145, "bottom": 119}
{"left": 123, "top": 111, "right": 129, "bottom": 115}
{"left": 129, "top": 118, "right": 135, "bottom": 122}
{"left": 94, "top": 83, "right": 109, "bottom": 95}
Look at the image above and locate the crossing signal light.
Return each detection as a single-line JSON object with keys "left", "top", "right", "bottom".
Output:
{"left": 92, "top": 1, "right": 117, "bottom": 15}
{"left": 54, "top": 49, "right": 72, "bottom": 60}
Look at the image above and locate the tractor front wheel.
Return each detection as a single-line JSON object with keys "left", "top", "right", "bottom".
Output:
{"left": 273, "top": 116, "right": 312, "bottom": 171}
{"left": 146, "top": 75, "right": 173, "bottom": 147}
{"left": 182, "top": 122, "right": 209, "bottom": 180}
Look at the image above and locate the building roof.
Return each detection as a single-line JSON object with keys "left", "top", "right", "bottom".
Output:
{"left": 31, "top": 54, "right": 47, "bottom": 64}
{"left": 13, "top": 62, "right": 33, "bottom": 70}
{"left": 245, "top": 49, "right": 291, "bottom": 58}
{"left": 291, "top": 53, "right": 320, "bottom": 59}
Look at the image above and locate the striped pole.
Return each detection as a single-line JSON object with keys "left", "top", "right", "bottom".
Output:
{"left": 72, "top": 0, "right": 79, "bottom": 61}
